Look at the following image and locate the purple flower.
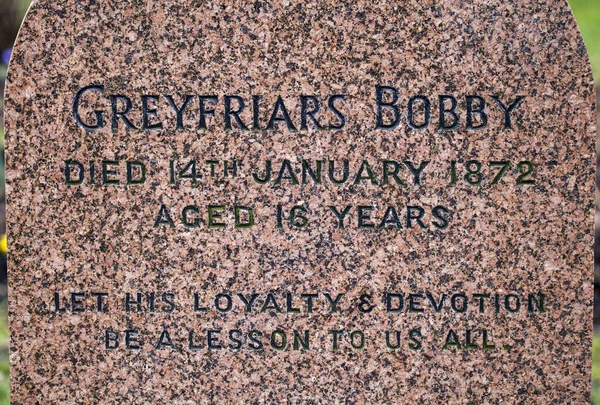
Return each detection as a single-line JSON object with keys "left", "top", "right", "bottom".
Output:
{"left": 1, "top": 48, "right": 12, "bottom": 65}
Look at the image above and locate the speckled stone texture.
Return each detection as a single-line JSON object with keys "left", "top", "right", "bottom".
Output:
{"left": 4, "top": 0, "right": 596, "bottom": 403}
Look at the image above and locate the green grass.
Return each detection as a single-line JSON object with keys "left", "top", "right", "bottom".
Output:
{"left": 569, "top": 0, "right": 600, "bottom": 81}
{"left": 594, "top": 335, "right": 600, "bottom": 404}
{"left": 0, "top": 302, "right": 8, "bottom": 405}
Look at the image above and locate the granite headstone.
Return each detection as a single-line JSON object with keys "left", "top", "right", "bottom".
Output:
{"left": 4, "top": 0, "right": 596, "bottom": 403}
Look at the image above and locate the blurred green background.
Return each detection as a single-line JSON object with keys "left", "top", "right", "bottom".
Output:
{"left": 0, "top": 0, "right": 597, "bottom": 404}
{"left": 571, "top": 0, "right": 600, "bottom": 80}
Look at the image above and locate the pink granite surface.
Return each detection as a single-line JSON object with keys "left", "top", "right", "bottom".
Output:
{"left": 3, "top": 0, "right": 596, "bottom": 403}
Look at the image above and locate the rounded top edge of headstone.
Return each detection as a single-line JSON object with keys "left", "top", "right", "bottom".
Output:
{"left": 5, "top": 0, "right": 596, "bottom": 72}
